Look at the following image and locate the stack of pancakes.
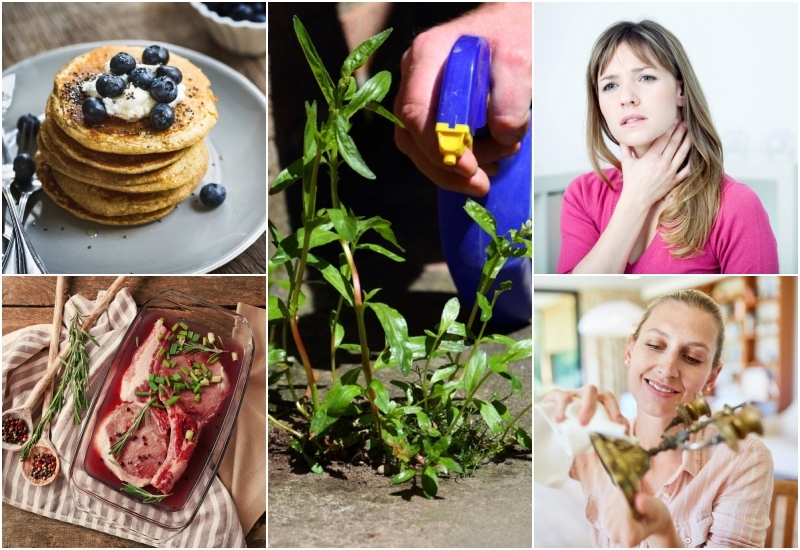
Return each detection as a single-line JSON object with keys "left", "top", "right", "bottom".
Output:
{"left": 35, "top": 45, "right": 218, "bottom": 225}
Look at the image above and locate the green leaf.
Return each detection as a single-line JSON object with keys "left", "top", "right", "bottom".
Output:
{"left": 309, "top": 381, "right": 361, "bottom": 437}
{"left": 343, "top": 76, "right": 357, "bottom": 100}
{"left": 390, "top": 468, "right": 416, "bottom": 485}
{"left": 515, "top": 427, "right": 532, "bottom": 451}
{"left": 268, "top": 348, "right": 286, "bottom": 367}
{"left": 303, "top": 101, "right": 318, "bottom": 163}
{"left": 422, "top": 466, "right": 439, "bottom": 499}
{"left": 369, "top": 379, "right": 391, "bottom": 414}
{"left": 476, "top": 399, "right": 504, "bottom": 435}
{"left": 307, "top": 253, "right": 353, "bottom": 306}
{"left": 366, "top": 302, "right": 412, "bottom": 375}
{"left": 293, "top": 16, "right": 335, "bottom": 106}
{"left": 337, "top": 343, "right": 363, "bottom": 352}
{"left": 363, "top": 288, "right": 381, "bottom": 303}
{"left": 437, "top": 457, "right": 463, "bottom": 474}
{"left": 357, "top": 243, "right": 405, "bottom": 262}
{"left": 328, "top": 205, "right": 357, "bottom": 242}
{"left": 356, "top": 216, "right": 404, "bottom": 251}
{"left": 438, "top": 297, "right": 460, "bottom": 337}
{"left": 464, "top": 349, "right": 487, "bottom": 397}
{"left": 488, "top": 354, "right": 508, "bottom": 374}
{"left": 429, "top": 364, "right": 458, "bottom": 385}
{"left": 289, "top": 439, "right": 324, "bottom": 474}
{"left": 271, "top": 224, "right": 339, "bottom": 265}
{"left": 340, "top": 367, "right": 362, "bottom": 386}
{"left": 364, "top": 101, "right": 404, "bottom": 127}
{"left": 334, "top": 116, "right": 375, "bottom": 179}
{"left": 464, "top": 199, "right": 497, "bottom": 238}
{"left": 270, "top": 157, "right": 303, "bottom": 195}
{"left": 476, "top": 292, "right": 492, "bottom": 323}
{"left": 341, "top": 71, "right": 391, "bottom": 120}
{"left": 341, "top": 28, "right": 392, "bottom": 78}
{"left": 503, "top": 339, "right": 533, "bottom": 363}
{"left": 268, "top": 296, "right": 285, "bottom": 322}
{"left": 331, "top": 315, "right": 345, "bottom": 348}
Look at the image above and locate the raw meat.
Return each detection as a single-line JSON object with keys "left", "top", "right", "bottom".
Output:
{"left": 120, "top": 318, "right": 168, "bottom": 403}
{"left": 156, "top": 351, "right": 231, "bottom": 427}
{"left": 93, "top": 401, "right": 170, "bottom": 488}
{"left": 150, "top": 400, "right": 198, "bottom": 494}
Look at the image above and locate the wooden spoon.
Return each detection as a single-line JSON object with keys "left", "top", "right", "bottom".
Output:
{"left": 20, "top": 380, "right": 59, "bottom": 486}
{"left": 2, "top": 276, "right": 127, "bottom": 452}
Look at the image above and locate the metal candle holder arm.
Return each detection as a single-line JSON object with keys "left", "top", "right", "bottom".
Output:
{"left": 589, "top": 394, "right": 763, "bottom": 517}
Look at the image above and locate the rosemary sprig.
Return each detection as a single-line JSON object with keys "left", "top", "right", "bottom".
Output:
{"left": 20, "top": 309, "right": 98, "bottom": 460}
{"left": 178, "top": 338, "right": 228, "bottom": 363}
{"left": 121, "top": 482, "right": 171, "bottom": 504}
{"left": 108, "top": 398, "right": 157, "bottom": 457}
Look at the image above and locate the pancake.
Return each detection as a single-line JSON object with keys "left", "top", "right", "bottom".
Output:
{"left": 40, "top": 113, "right": 188, "bottom": 174}
{"left": 36, "top": 154, "right": 174, "bottom": 225}
{"left": 49, "top": 162, "right": 200, "bottom": 217}
{"left": 48, "top": 45, "right": 218, "bottom": 154}
{"left": 38, "top": 129, "right": 208, "bottom": 193}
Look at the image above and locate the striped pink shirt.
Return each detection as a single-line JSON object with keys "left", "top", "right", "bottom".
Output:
{"left": 571, "top": 419, "right": 774, "bottom": 547}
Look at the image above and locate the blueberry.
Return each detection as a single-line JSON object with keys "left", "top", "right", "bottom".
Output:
{"left": 200, "top": 183, "right": 226, "bottom": 207}
{"left": 229, "top": 3, "right": 253, "bottom": 21}
{"left": 96, "top": 74, "right": 126, "bottom": 97}
{"left": 109, "top": 52, "right": 136, "bottom": 75}
{"left": 156, "top": 65, "right": 183, "bottom": 85}
{"left": 142, "top": 45, "right": 169, "bottom": 65}
{"left": 13, "top": 154, "right": 35, "bottom": 181}
{"left": 82, "top": 97, "right": 108, "bottom": 123}
{"left": 150, "top": 76, "right": 178, "bottom": 103}
{"left": 129, "top": 67, "right": 155, "bottom": 90}
{"left": 149, "top": 103, "right": 175, "bottom": 130}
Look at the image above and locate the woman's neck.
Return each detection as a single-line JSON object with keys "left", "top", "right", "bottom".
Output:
{"left": 634, "top": 412, "right": 674, "bottom": 450}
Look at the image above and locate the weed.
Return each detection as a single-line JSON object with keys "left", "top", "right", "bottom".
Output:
{"left": 268, "top": 16, "right": 531, "bottom": 499}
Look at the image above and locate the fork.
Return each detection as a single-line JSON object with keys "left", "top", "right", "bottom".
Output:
{"left": 15, "top": 116, "right": 42, "bottom": 224}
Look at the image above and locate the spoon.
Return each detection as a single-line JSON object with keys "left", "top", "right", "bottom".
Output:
{"left": 1, "top": 276, "right": 66, "bottom": 452}
{"left": 20, "top": 380, "right": 59, "bottom": 486}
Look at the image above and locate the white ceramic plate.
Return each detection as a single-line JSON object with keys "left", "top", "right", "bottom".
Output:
{"left": 2, "top": 40, "right": 266, "bottom": 274}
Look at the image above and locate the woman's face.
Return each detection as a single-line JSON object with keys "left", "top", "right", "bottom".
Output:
{"left": 625, "top": 300, "right": 721, "bottom": 420}
{"left": 597, "top": 42, "right": 684, "bottom": 157}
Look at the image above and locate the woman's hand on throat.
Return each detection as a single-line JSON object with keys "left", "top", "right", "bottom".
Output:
{"left": 618, "top": 119, "right": 693, "bottom": 214}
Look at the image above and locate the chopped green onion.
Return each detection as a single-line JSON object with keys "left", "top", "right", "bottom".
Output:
{"left": 207, "top": 332, "right": 215, "bottom": 344}
{"left": 170, "top": 343, "right": 178, "bottom": 355}
{"left": 185, "top": 429, "right": 194, "bottom": 440}
{"left": 165, "top": 396, "right": 180, "bottom": 406}
{"left": 135, "top": 391, "right": 155, "bottom": 396}
{"left": 165, "top": 376, "right": 172, "bottom": 387}
{"left": 211, "top": 375, "right": 222, "bottom": 383}
{"left": 208, "top": 356, "right": 219, "bottom": 364}
{"left": 154, "top": 376, "right": 165, "bottom": 384}
{"left": 171, "top": 373, "right": 181, "bottom": 381}
{"left": 136, "top": 337, "right": 139, "bottom": 347}
{"left": 191, "top": 333, "right": 200, "bottom": 342}
{"left": 174, "top": 383, "right": 185, "bottom": 391}
{"left": 199, "top": 378, "right": 210, "bottom": 387}
{"left": 170, "top": 361, "right": 176, "bottom": 369}
{"left": 194, "top": 394, "right": 201, "bottom": 403}
{"left": 172, "top": 323, "right": 180, "bottom": 332}
{"left": 180, "top": 366, "right": 190, "bottom": 377}
{"left": 232, "top": 352, "right": 238, "bottom": 361}
{"left": 157, "top": 332, "right": 164, "bottom": 341}
{"left": 179, "top": 322, "right": 188, "bottom": 330}
{"left": 148, "top": 380, "right": 157, "bottom": 392}
{"left": 157, "top": 348, "right": 165, "bottom": 357}
{"left": 162, "top": 359, "right": 170, "bottom": 368}
{"left": 202, "top": 337, "right": 208, "bottom": 346}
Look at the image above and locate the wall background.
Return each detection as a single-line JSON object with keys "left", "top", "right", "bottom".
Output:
{"left": 534, "top": 2, "right": 798, "bottom": 175}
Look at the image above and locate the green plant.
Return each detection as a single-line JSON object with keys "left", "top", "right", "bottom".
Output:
{"left": 268, "top": 16, "right": 532, "bottom": 499}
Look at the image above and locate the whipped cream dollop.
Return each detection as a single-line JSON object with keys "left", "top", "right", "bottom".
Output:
{"left": 81, "top": 63, "right": 185, "bottom": 122}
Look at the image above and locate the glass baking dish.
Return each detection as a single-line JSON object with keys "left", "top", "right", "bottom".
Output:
{"left": 68, "top": 289, "right": 254, "bottom": 544}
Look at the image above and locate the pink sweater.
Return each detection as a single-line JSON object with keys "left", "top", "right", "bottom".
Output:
{"left": 557, "top": 168, "right": 779, "bottom": 274}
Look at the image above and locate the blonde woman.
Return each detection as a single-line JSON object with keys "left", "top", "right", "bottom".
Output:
{"left": 543, "top": 289, "right": 773, "bottom": 547}
{"left": 557, "top": 20, "right": 778, "bottom": 274}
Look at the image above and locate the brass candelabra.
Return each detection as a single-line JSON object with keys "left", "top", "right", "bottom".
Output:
{"left": 589, "top": 395, "right": 763, "bottom": 518}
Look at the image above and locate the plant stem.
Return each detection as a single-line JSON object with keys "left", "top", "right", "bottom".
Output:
{"left": 330, "top": 296, "right": 344, "bottom": 384}
{"left": 287, "top": 145, "right": 325, "bottom": 412}
{"left": 268, "top": 414, "right": 305, "bottom": 439}
{"left": 499, "top": 403, "right": 532, "bottom": 442}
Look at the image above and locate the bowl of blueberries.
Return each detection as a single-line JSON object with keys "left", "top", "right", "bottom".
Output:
{"left": 191, "top": 3, "right": 265, "bottom": 57}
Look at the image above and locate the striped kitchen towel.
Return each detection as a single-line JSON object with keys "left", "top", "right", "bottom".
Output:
{"left": 1, "top": 287, "right": 245, "bottom": 548}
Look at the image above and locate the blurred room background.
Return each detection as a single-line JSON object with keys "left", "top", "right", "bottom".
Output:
{"left": 534, "top": 275, "right": 798, "bottom": 548}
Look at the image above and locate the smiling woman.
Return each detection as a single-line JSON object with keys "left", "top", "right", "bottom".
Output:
{"left": 541, "top": 289, "right": 774, "bottom": 547}
{"left": 557, "top": 20, "right": 779, "bottom": 275}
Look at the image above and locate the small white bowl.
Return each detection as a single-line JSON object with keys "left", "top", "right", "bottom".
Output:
{"left": 191, "top": 2, "right": 265, "bottom": 57}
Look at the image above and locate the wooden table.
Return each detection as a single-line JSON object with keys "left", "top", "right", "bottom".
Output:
{"left": 1, "top": 3, "right": 266, "bottom": 274}
{"left": 2, "top": 276, "right": 266, "bottom": 547}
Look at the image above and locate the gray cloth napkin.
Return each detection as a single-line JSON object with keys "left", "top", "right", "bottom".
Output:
{"left": 2, "top": 288, "right": 245, "bottom": 547}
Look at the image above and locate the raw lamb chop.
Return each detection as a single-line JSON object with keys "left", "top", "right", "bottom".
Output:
{"left": 150, "top": 400, "right": 199, "bottom": 494}
{"left": 120, "top": 318, "right": 168, "bottom": 403}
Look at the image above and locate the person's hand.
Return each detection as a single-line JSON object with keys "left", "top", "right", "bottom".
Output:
{"left": 603, "top": 490, "right": 678, "bottom": 547}
{"left": 540, "top": 384, "right": 630, "bottom": 434}
{"left": 618, "top": 119, "right": 693, "bottom": 211}
{"left": 393, "top": 2, "right": 531, "bottom": 197}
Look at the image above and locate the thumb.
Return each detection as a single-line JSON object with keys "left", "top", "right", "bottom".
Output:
{"left": 634, "top": 493, "right": 658, "bottom": 520}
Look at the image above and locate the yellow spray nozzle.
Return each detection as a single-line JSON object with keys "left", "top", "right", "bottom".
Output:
{"left": 436, "top": 122, "right": 473, "bottom": 165}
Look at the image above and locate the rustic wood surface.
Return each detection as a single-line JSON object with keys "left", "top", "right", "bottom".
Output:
{"left": 2, "top": 276, "right": 266, "bottom": 548}
{"left": 1, "top": 2, "right": 266, "bottom": 274}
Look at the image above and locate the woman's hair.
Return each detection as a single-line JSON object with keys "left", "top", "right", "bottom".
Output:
{"left": 631, "top": 289, "right": 725, "bottom": 368}
{"left": 586, "top": 20, "right": 724, "bottom": 259}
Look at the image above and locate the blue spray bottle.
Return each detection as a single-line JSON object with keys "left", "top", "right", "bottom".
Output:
{"left": 436, "top": 35, "right": 532, "bottom": 326}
